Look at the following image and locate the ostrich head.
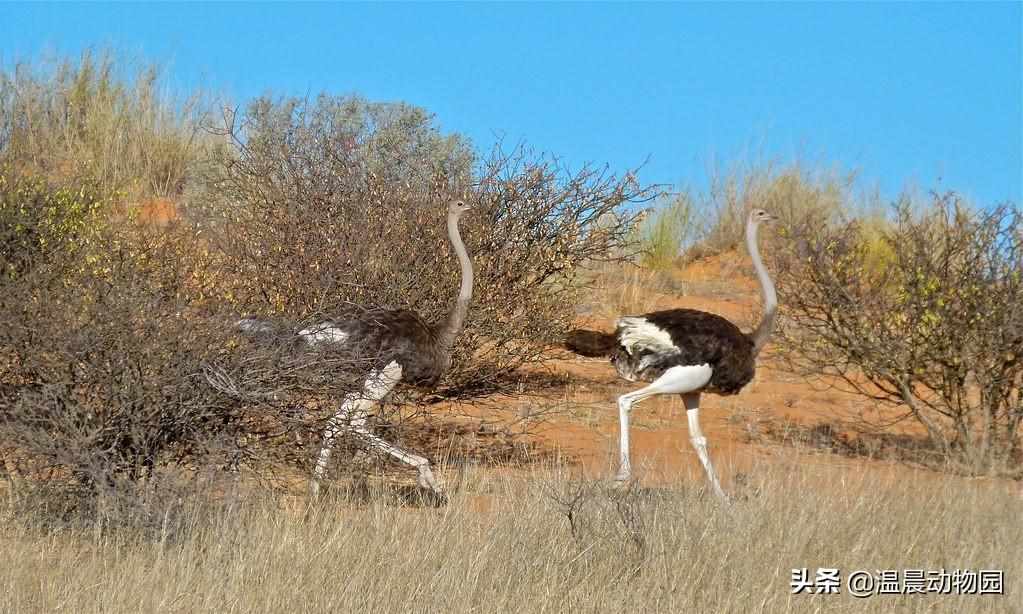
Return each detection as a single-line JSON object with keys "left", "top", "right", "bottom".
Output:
{"left": 749, "top": 208, "right": 777, "bottom": 225}
{"left": 448, "top": 199, "right": 473, "bottom": 218}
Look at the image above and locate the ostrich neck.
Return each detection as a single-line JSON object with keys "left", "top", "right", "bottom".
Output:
{"left": 748, "top": 219, "right": 777, "bottom": 355}
{"left": 437, "top": 213, "right": 474, "bottom": 351}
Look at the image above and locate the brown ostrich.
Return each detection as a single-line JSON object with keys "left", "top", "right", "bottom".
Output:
{"left": 239, "top": 199, "right": 474, "bottom": 498}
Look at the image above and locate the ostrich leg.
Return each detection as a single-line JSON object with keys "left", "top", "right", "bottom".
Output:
{"left": 614, "top": 364, "right": 713, "bottom": 482}
{"left": 310, "top": 361, "right": 443, "bottom": 497}
{"left": 682, "top": 392, "right": 728, "bottom": 499}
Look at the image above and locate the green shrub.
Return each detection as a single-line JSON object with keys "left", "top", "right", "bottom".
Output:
{"left": 0, "top": 169, "right": 111, "bottom": 281}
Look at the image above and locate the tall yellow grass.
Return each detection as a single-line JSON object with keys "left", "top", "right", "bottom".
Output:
{"left": 0, "top": 49, "right": 212, "bottom": 202}
{"left": 2, "top": 461, "right": 1018, "bottom": 613}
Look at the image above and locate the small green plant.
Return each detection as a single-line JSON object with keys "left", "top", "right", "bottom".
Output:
{"left": 0, "top": 169, "right": 111, "bottom": 281}
{"left": 636, "top": 191, "right": 701, "bottom": 270}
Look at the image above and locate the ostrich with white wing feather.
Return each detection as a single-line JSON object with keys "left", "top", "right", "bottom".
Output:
{"left": 566, "top": 208, "right": 778, "bottom": 499}
{"left": 238, "top": 199, "right": 474, "bottom": 499}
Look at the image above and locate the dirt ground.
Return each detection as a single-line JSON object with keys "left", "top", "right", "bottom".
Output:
{"left": 450, "top": 252, "right": 1020, "bottom": 498}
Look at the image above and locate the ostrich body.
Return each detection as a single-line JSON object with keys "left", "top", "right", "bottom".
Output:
{"left": 239, "top": 200, "right": 473, "bottom": 497}
{"left": 566, "top": 208, "right": 777, "bottom": 498}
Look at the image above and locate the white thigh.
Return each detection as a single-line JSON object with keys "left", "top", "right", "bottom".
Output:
{"left": 646, "top": 364, "right": 713, "bottom": 395}
{"left": 619, "top": 363, "right": 713, "bottom": 408}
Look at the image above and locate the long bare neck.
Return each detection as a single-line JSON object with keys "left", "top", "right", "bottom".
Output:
{"left": 748, "top": 218, "right": 777, "bottom": 355}
{"left": 437, "top": 213, "right": 474, "bottom": 351}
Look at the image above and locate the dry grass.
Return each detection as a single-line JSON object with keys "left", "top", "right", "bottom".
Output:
{"left": 698, "top": 159, "right": 858, "bottom": 254}
{"left": 579, "top": 261, "right": 674, "bottom": 319}
{"left": 0, "top": 49, "right": 211, "bottom": 202}
{"left": 2, "top": 460, "right": 1018, "bottom": 613}
{"left": 634, "top": 191, "right": 703, "bottom": 271}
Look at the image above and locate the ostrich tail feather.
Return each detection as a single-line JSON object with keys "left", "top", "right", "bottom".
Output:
{"left": 565, "top": 329, "right": 617, "bottom": 357}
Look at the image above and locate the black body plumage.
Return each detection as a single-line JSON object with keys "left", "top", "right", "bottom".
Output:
{"left": 566, "top": 308, "right": 756, "bottom": 395}
{"left": 239, "top": 308, "right": 451, "bottom": 388}
{"left": 317, "top": 308, "right": 451, "bottom": 388}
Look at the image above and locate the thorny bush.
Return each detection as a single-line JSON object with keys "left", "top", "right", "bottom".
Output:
{"left": 0, "top": 170, "right": 380, "bottom": 523}
{"left": 0, "top": 89, "right": 654, "bottom": 513}
{"left": 772, "top": 193, "right": 1022, "bottom": 476}
{"left": 198, "top": 94, "right": 655, "bottom": 398}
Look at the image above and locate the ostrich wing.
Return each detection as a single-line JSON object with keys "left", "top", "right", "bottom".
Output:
{"left": 616, "top": 316, "right": 681, "bottom": 357}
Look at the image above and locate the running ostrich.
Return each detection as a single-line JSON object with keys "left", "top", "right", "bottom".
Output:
{"left": 566, "top": 208, "right": 777, "bottom": 499}
{"left": 238, "top": 199, "right": 474, "bottom": 498}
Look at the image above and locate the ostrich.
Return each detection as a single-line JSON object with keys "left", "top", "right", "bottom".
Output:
{"left": 565, "top": 208, "right": 777, "bottom": 499}
{"left": 238, "top": 199, "right": 474, "bottom": 498}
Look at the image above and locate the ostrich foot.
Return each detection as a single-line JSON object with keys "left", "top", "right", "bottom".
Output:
{"left": 710, "top": 486, "right": 732, "bottom": 503}
{"left": 308, "top": 478, "right": 323, "bottom": 499}
{"left": 416, "top": 464, "right": 445, "bottom": 495}
{"left": 415, "top": 464, "right": 448, "bottom": 506}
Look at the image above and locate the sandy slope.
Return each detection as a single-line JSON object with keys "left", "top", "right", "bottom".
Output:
{"left": 481, "top": 253, "right": 1019, "bottom": 496}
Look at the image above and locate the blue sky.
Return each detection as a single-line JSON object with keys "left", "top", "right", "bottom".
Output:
{"left": 3, "top": 2, "right": 1020, "bottom": 206}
